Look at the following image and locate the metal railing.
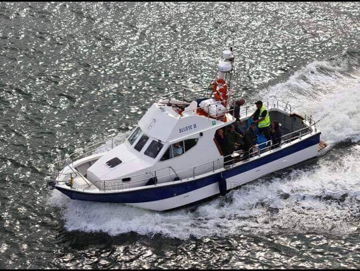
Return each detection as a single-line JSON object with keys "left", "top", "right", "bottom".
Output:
{"left": 58, "top": 122, "right": 316, "bottom": 192}
{"left": 158, "top": 94, "right": 308, "bottom": 126}
{"left": 57, "top": 157, "right": 224, "bottom": 191}
{"left": 87, "top": 158, "right": 224, "bottom": 191}
{"left": 235, "top": 98, "right": 294, "bottom": 120}
{"left": 52, "top": 131, "right": 129, "bottom": 182}
{"left": 223, "top": 125, "right": 313, "bottom": 167}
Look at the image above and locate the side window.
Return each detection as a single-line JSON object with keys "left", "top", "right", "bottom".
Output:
{"left": 160, "top": 147, "right": 171, "bottom": 161}
{"left": 128, "top": 127, "right": 142, "bottom": 145}
{"left": 134, "top": 134, "right": 149, "bottom": 152}
{"left": 160, "top": 138, "right": 198, "bottom": 161}
{"left": 184, "top": 138, "right": 198, "bottom": 151}
{"left": 144, "top": 140, "right": 164, "bottom": 158}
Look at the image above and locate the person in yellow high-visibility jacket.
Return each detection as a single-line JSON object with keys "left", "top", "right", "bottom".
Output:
{"left": 251, "top": 100, "right": 271, "bottom": 141}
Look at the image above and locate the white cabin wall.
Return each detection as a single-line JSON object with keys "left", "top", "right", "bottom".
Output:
{"left": 153, "top": 128, "right": 223, "bottom": 182}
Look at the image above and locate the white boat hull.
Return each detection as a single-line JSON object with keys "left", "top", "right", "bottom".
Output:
{"left": 54, "top": 130, "right": 321, "bottom": 212}
{"left": 129, "top": 143, "right": 318, "bottom": 211}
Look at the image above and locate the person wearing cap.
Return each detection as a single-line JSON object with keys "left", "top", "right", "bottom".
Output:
{"left": 251, "top": 100, "right": 271, "bottom": 141}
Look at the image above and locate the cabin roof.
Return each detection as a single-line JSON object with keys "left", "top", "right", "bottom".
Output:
{"left": 138, "top": 102, "right": 233, "bottom": 142}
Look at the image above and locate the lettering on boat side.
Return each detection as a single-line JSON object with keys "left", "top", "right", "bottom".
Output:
{"left": 179, "top": 124, "right": 197, "bottom": 133}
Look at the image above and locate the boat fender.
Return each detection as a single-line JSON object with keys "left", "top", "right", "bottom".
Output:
{"left": 218, "top": 174, "right": 227, "bottom": 196}
{"left": 146, "top": 177, "right": 158, "bottom": 186}
{"left": 173, "top": 177, "right": 180, "bottom": 181}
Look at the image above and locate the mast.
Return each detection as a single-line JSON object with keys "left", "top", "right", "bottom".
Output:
{"left": 212, "top": 48, "right": 235, "bottom": 110}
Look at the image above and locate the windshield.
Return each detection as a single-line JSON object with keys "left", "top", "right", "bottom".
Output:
{"left": 128, "top": 127, "right": 142, "bottom": 145}
{"left": 134, "top": 134, "right": 149, "bottom": 152}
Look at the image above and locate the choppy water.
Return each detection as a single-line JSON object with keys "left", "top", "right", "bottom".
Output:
{"left": 1, "top": 2, "right": 360, "bottom": 269}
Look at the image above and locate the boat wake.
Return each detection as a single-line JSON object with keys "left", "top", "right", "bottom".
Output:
{"left": 259, "top": 50, "right": 360, "bottom": 146}
{"left": 48, "top": 51, "right": 360, "bottom": 239}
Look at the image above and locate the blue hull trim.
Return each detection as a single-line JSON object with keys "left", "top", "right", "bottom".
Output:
{"left": 56, "top": 133, "right": 320, "bottom": 204}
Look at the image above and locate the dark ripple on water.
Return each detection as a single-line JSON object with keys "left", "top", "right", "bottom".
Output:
{"left": 1, "top": 2, "right": 360, "bottom": 269}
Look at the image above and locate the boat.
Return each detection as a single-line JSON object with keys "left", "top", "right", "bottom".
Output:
{"left": 49, "top": 48, "right": 329, "bottom": 211}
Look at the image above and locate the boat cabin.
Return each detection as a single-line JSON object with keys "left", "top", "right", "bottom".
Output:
{"left": 86, "top": 99, "right": 235, "bottom": 190}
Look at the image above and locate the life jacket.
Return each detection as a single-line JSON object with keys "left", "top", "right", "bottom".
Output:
{"left": 258, "top": 105, "right": 270, "bottom": 128}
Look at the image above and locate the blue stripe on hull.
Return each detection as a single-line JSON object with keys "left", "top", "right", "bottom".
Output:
{"left": 223, "top": 133, "right": 320, "bottom": 179}
{"left": 56, "top": 133, "right": 320, "bottom": 204}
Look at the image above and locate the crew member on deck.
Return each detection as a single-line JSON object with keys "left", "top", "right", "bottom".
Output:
{"left": 215, "top": 128, "right": 233, "bottom": 162}
{"left": 242, "top": 122, "right": 258, "bottom": 159}
{"left": 270, "top": 121, "right": 282, "bottom": 148}
{"left": 251, "top": 100, "right": 271, "bottom": 141}
{"left": 225, "top": 124, "right": 244, "bottom": 152}
{"left": 232, "top": 98, "right": 246, "bottom": 121}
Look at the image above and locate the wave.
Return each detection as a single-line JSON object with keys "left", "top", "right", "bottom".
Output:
{"left": 258, "top": 50, "right": 360, "bottom": 145}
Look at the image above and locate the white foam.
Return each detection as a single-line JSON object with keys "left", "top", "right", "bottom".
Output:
{"left": 259, "top": 61, "right": 360, "bottom": 145}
